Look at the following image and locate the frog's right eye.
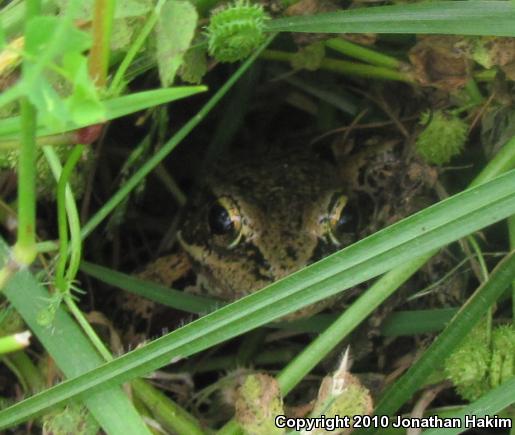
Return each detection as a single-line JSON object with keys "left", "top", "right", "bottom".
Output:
{"left": 326, "top": 193, "right": 354, "bottom": 246}
{"left": 207, "top": 197, "right": 243, "bottom": 248}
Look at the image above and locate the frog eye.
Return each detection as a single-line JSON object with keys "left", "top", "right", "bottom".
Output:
{"left": 207, "top": 196, "right": 243, "bottom": 248}
{"left": 327, "top": 194, "right": 353, "bottom": 246}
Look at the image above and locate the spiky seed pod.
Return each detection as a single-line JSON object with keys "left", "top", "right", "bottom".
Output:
{"left": 207, "top": 0, "right": 269, "bottom": 63}
{"left": 415, "top": 110, "right": 468, "bottom": 165}
{"left": 489, "top": 325, "right": 515, "bottom": 389}
{"left": 234, "top": 373, "right": 284, "bottom": 435}
{"left": 445, "top": 324, "right": 515, "bottom": 401}
{"left": 445, "top": 325, "right": 491, "bottom": 401}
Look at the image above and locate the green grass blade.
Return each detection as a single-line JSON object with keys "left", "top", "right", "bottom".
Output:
{"left": 0, "top": 87, "right": 207, "bottom": 139}
{"left": 0, "top": 171, "right": 514, "bottom": 428}
{"left": 80, "top": 260, "right": 218, "bottom": 314}
{"left": 0, "top": 242, "right": 151, "bottom": 434}
{"left": 81, "top": 260, "right": 340, "bottom": 333}
{"left": 380, "top": 308, "right": 458, "bottom": 337}
{"left": 80, "top": 260, "right": 350, "bottom": 335}
{"left": 265, "top": 1, "right": 515, "bottom": 37}
{"left": 101, "top": 87, "right": 207, "bottom": 126}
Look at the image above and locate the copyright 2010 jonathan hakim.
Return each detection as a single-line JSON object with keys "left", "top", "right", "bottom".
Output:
{"left": 274, "top": 414, "right": 513, "bottom": 431}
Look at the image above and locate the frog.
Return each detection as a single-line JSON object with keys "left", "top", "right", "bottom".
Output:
{"left": 135, "top": 136, "right": 437, "bottom": 326}
{"left": 129, "top": 139, "right": 442, "bottom": 353}
{"left": 137, "top": 147, "right": 356, "bottom": 320}
{"left": 177, "top": 149, "right": 354, "bottom": 303}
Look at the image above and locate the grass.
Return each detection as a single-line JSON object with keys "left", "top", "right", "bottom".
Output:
{"left": 0, "top": 0, "right": 514, "bottom": 433}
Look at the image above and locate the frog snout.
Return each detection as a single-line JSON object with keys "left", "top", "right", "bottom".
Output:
{"left": 266, "top": 254, "right": 310, "bottom": 280}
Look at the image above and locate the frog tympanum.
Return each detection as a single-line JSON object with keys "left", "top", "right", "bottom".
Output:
{"left": 176, "top": 151, "right": 354, "bottom": 304}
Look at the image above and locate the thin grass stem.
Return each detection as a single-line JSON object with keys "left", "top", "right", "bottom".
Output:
{"left": 11, "top": 0, "right": 41, "bottom": 267}
{"left": 54, "top": 145, "right": 84, "bottom": 292}
{"left": 261, "top": 49, "right": 413, "bottom": 82}
{"left": 132, "top": 378, "right": 205, "bottom": 435}
{"left": 12, "top": 98, "right": 37, "bottom": 266}
{"left": 88, "top": 0, "right": 115, "bottom": 87}
{"left": 108, "top": 0, "right": 166, "bottom": 96}
{"left": 325, "top": 37, "right": 403, "bottom": 69}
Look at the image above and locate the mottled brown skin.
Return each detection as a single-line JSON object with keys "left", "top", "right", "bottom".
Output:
{"left": 177, "top": 151, "right": 350, "bottom": 305}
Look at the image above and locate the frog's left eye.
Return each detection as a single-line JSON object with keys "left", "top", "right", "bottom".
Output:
{"left": 207, "top": 196, "right": 243, "bottom": 248}
{"left": 327, "top": 194, "right": 353, "bottom": 246}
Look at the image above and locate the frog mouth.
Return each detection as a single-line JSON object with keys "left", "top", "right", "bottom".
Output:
{"left": 176, "top": 230, "right": 202, "bottom": 259}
